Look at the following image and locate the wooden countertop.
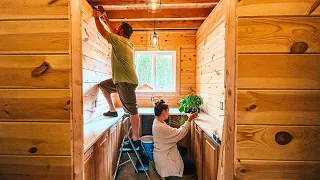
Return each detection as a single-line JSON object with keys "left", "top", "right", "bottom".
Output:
{"left": 84, "top": 107, "right": 223, "bottom": 152}
{"left": 194, "top": 113, "right": 223, "bottom": 145}
{"left": 84, "top": 109, "right": 125, "bottom": 152}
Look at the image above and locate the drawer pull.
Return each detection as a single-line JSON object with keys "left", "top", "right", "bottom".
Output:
{"left": 29, "top": 147, "right": 38, "bottom": 153}
{"left": 290, "top": 42, "right": 308, "bottom": 54}
{"left": 98, "top": 137, "right": 107, "bottom": 148}
{"left": 31, "top": 62, "right": 50, "bottom": 77}
{"left": 275, "top": 131, "right": 293, "bottom": 145}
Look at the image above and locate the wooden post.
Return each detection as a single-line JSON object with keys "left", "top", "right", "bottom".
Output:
{"left": 217, "top": 0, "right": 237, "bottom": 179}
{"left": 71, "top": 0, "right": 84, "bottom": 179}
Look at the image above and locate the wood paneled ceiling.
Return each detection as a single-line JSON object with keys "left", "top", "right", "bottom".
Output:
{"left": 87, "top": 0, "right": 219, "bottom": 30}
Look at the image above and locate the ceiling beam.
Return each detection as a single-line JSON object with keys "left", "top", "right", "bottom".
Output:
{"left": 103, "top": 3, "right": 217, "bottom": 10}
{"left": 106, "top": 8, "right": 212, "bottom": 20}
{"left": 112, "top": 20, "right": 204, "bottom": 30}
{"left": 88, "top": 0, "right": 220, "bottom": 6}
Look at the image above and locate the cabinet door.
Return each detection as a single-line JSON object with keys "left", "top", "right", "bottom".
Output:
{"left": 195, "top": 125, "right": 203, "bottom": 180}
{"left": 94, "top": 132, "right": 109, "bottom": 180}
{"left": 84, "top": 147, "right": 95, "bottom": 180}
{"left": 189, "top": 121, "right": 195, "bottom": 161}
{"left": 109, "top": 124, "right": 118, "bottom": 179}
{"left": 203, "top": 135, "right": 219, "bottom": 180}
{"left": 117, "top": 118, "right": 123, "bottom": 153}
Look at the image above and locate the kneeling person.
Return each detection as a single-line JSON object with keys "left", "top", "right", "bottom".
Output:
{"left": 152, "top": 100, "right": 197, "bottom": 178}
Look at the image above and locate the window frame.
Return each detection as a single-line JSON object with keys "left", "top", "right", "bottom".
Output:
{"left": 134, "top": 50, "right": 177, "bottom": 93}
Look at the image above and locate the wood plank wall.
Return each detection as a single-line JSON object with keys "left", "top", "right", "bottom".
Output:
{"left": 114, "top": 30, "right": 197, "bottom": 108}
{"left": 0, "top": 0, "right": 72, "bottom": 179}
{"left": 195, "top": 0, "right": 227, "bottom": 122}
{"left": 81, "top": 0, "right": 113, "bottom": 124}
{"left": 235, "top": 0, "right": 320, "bottom": 179}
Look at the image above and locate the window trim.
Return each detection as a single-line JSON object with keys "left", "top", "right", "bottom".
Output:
{"left": 135, "top": 50, "right": 177, "bottom": 93}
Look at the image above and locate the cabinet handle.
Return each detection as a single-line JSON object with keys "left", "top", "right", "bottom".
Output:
{"left": 98, "top": 137, "right": 107, "bottom": 148}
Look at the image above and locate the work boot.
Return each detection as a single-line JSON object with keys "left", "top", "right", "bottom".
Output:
{"left": 103, "top": 111, "right": 118, "bottom": 117}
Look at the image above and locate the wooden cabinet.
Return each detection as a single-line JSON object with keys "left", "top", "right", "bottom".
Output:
{"left": 109, "top": 123, "right": 118, "bottom": 179}
{"left": 94, "top": 132, "right": 109, "bottom": 180}
{"left": 84, "top": 147, "right": 95, "bottom": 180}
{"left": 203, "top": 134, "right": 219, "bottom": 180}
{"left": 190, "top": 123, "right": 220, "bottom": 180}
{"left": 194, "top": 124, "right": 203, "bottom": 180}
{"left": 189, "top": 121, "right": 195, "bottom": 161}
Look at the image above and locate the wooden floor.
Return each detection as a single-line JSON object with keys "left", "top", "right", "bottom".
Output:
{"left": 116, "top": 154, "right": 197, "bottom": 180}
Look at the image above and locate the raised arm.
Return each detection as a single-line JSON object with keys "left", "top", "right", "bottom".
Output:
{"left": 93, "top": 10, "right": 118, "bottom": 40}
{"left": 101, "top": 13, "right": 117, "bottom": 33}
{"left": 93, "top": 10, "right": 108, "bottom": 38}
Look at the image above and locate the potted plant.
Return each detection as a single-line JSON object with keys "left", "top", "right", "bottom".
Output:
{"left": 178, "top": 94, "right": 203, "bottom": 113}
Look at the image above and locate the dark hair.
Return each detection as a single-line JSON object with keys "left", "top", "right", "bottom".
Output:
{"left": 120, "top": 22, "right": 133, "bottom": 39}
{"left": 154, "top": 99, "right": 168, "bottom": 117}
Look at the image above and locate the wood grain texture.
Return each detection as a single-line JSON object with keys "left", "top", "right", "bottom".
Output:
{"left": 196, "top": 1, "right": 225, "bottom": 122}
{"left": 237, "top": 90, "right": 320, "bottom": 125}
{"left": 203, "top": 135, "right": 219, "bottom": 180}
{"left": 84, "top": 147, "right": 95, "bottom": 180}
{"left": 218, "top": 0, "right": 236, "bottom": 179}
{"left": 0, "top": 89, "right": 70, "bottom": 121}
{"left": 236, "top": 125, "right": 320, "bottom": 160}
{"left": 0, "top": 122, "right": 71, "bottom": 155}
{"left": 196, "top": 0, "right": 227, "bottom": 45}
{"left": 94, "top": 133, "right": 109, "bottom": 180}
{"left": 82, "top": 10, "right": 112, "bottom": 125}
{"left": 132, "top": 30, "right": 196, "bottom": 49}
{"left": 72, "top": 0, "right": 84, "bottom": 179}
{"left": 105, "top": 8, "right": 212, "bottom": 20}
{"left": 238, "top": 17, "right": 320, "bottom": 53}
{"left": 112, "top": 20, "right": 204, "bottom": 30}
{"left": 235, "top": 160, "right": 320, "bottom": 180}
{"left": 0, "top": 55, "right": 70, "bottom": 89}
{"left": 88, "top": 0, "right": 219, "bottom": 5}
{"left": 238, "top": 0, "right": 320, "bottom": 16}
{"left": 0, "top": 0, "right": 69, "bottom": 20}
{"left": 194, "top": 125, "right": 203, "bottom": 180}
{"left": 0, "top": 155, "right": 71, "bottom": 180}
{"left": 238, "top": 54, "right": 320, "bottom": 89}
{"left": 0, "top": 20, "right": 70, "bottom": 54}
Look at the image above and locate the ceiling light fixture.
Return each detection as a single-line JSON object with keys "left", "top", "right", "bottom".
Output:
{"left": 146, "top": 0, "right": 162, "bottom": 13}
{"left": 150, "top": 20, "right": 159, "bottom": 48}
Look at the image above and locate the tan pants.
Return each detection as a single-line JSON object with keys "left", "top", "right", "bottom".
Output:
{"left": 99, "top": 79, "right": 138, "bottom": 115}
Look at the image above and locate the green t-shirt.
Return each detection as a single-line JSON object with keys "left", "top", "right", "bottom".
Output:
{"left": 106, "top": 32, "right": 138, "bottom": 85}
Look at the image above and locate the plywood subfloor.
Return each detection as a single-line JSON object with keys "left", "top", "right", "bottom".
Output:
{"left": 116, "top": 153, "right": 197, "bottom": 180}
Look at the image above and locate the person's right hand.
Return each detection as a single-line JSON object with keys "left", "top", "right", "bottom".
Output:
{"left": 92, "top": 9, "right": 101, "bottom": 18}
{"left": 188, "top": 112, "right": 198, "bottom": 122}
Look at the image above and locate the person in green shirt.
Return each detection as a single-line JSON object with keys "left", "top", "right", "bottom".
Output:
{"left": 93, "top": 9, "right": 140, "bottom": 142}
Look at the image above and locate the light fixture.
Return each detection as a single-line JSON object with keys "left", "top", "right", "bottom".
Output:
{"left": 146, "top": 0, "right": 162, "bottom": 13}
{"left": 150, "top": 20, "right": 159, "bottom": 48}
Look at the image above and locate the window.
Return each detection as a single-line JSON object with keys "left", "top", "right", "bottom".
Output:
{"left": 135, "top": 51, "right": 176, "bottom": 92}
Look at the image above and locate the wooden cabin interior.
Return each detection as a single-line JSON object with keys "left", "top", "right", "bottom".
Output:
{"left": 0, "top": 0, "right": 319, "bottom": 180}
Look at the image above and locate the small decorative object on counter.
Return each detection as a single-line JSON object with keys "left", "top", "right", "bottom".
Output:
{"left": 178, "top": 94, "right": 203, "bottom": 113}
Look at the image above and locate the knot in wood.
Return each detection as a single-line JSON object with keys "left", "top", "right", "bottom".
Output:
{"left": 29, "top": 147, "right": 38, "bottom": 153}
{"left": 275, "top": 131, "right": 293, "bottom": 145}
{"left": 290, "top": 42, "right": 308, "bottom": 54}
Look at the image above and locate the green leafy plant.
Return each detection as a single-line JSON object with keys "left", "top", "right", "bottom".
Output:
{"left": 178, "top": 94, "right": 203, "bottom": 113}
